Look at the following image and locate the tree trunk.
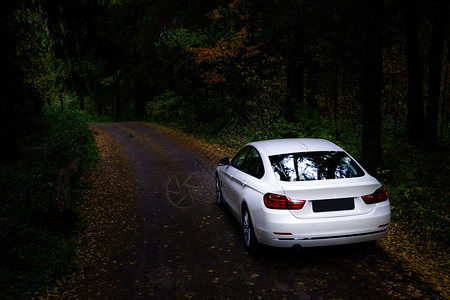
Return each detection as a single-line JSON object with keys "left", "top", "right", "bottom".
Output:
{"left": 79, "top": 95, "right": 85, "bottom": 111}
{"left": 0, "top": 0, "right": 20, "bottom": 163}
{"left": 115, "top": 77, "right": 121, "bottom": 120}
{"left": 425, "top": 0, "right": 447, "bottom": 147}
{"left": 134, "top": 72, "right": 145, "bottom": 120}
{"left": 59, "top": 94, "right": 64, "bottom": 109}
{"left": 361, "top": 0, "right": 383, "bottom": 175}
{"left": 306, "top": 69, "right": 317, "bottom": 109}
{"left": 332, "top": 51, "right": 339, "bottom": 141}
{"left": 441, "top": 44, "right": 450, "bottom": 146}
{"left": 405, "top": 0, "right": 425, "bottom": 145}
{"left": 54, "top": 157, "right": 81, "bottom": 211}
{"left": 286, "top": 23, "right": 304, "bottom": 122}
{"left": 133, "top": 43, "right": 146, "bottom": 120}
{"left": 0, "top": 80, "right": 20, "bottom": 163}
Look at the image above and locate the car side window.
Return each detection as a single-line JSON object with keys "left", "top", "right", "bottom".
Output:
{"left": 231, "top": 146, "right": 250, "bottom": 170}
{"left": 241, "top": 147, "right": 265, "bottom": 179}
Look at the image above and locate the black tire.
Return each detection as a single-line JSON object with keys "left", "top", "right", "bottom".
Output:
{"left": 242, "top": 206, "right": 258, "bottom": 252}
{"left": 215, "top": 173, "right": 224, "bottom": 207}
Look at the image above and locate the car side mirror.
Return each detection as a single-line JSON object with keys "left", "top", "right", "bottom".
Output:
{"left": 217, "top": 157, "right": 230, "bottom": 166}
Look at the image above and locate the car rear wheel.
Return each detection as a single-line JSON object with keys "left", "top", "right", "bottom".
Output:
{"left": 215, "top": 173, "right": 224, "bottom": 206}
{"left": 242, "top": 206, "right": 258, "bottom": 252}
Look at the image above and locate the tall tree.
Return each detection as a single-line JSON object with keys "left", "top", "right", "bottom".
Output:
{"left": 289, "top": 1, "right": 307, "bottom": 122}
{"left": 425, "top": 0, "right": 448, "bottom": 147}
{"left": 0, "top": 0, "right": 102, "bottom": 162}
{"left": 286, "top": 21, "right": 305, "bottom": 122}
{"left": 0, "top": 0, "right": 20, "bottom": 162}
{"left": 361, "top": 0, "right": 383, "bottom": 174}
{"left": 404, "top": 0, "right": 425, "bottom": 145}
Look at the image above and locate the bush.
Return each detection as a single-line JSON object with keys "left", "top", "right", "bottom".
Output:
{"left": 36, "top": 105, "right": 98, "bottom": 170}
{"left": 383, "top": 141, "right": 450, "bottom": 248}
{"left": 146, "top": 90, "right": 186, "bottom": 122}
{"left": 0, "top": 106, "right": 98, "bottom": 299}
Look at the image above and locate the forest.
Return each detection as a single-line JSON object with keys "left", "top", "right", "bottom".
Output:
{"left": 0, "top": 0, "right": 449, "bottom": 297}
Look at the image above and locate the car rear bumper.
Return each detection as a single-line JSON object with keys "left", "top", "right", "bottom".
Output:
{"left": 252, "top": 201, "right": 391, "bottom": 248}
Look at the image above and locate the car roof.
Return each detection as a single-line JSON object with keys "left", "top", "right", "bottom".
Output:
{"left": 248, "top": 138, "right": 344, "bottom": 156}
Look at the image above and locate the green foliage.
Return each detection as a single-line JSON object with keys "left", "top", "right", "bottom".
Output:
{"left": 0, "top": 106, "right": 98, "bottom": 299}
{"left": 146, "top": 90, "right": 196, "bottom": 124}
{"left": 156, "top": 27, "right": 206, "bottom": 50}
{"left": 0, "top": 227, "right": 77, "bottom": 299}
{"left": 383, "top": 141, "right": 450, "bottom": 248}
{"left": 36, "top": 106, "right": 98, "bottom": 169}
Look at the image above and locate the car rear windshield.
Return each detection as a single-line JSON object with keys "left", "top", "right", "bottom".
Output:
{"left": 269, "top": 151, "right": 365, "bottom": 181}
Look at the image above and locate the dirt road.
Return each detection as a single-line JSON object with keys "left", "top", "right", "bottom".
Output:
{"left": 47, "top": 122, "right": 442, "bottom": 299}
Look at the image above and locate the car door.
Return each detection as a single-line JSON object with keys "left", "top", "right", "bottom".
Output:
{"left": 227, "top": 147, "right": 264, "bottom": 216}
{"left": 221, "top": 146, "right": 250, "bottom": 214}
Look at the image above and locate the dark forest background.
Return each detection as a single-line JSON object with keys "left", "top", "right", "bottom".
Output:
{"left": 0, "top": 0, "right": 449, "bottom": 297}
{"left": 2, "top": 0, "right": 449, "bottom": 169}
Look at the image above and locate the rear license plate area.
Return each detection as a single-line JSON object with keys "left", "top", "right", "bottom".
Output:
{"left": 312, "top": 198, "right": 355, "bottom": 212}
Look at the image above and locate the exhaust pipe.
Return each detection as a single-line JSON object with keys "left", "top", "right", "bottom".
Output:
{"left": 292, "top": 244, "right": 302, "bottom": 252}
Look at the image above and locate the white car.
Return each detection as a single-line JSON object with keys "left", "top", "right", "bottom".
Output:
{"left": 215, "top": 138, "right": 391, "bottom": 251}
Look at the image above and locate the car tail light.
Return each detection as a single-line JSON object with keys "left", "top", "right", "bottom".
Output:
{"left": 264, "top": 193, "right": 306, "bottom": 210}
{"left": 362, "top": 187, "right": 388, "bottom": 204}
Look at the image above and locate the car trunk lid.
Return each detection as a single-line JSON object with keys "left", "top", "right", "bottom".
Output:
{"left": 276, "top": 176, "right": 381, "bottom": 219}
